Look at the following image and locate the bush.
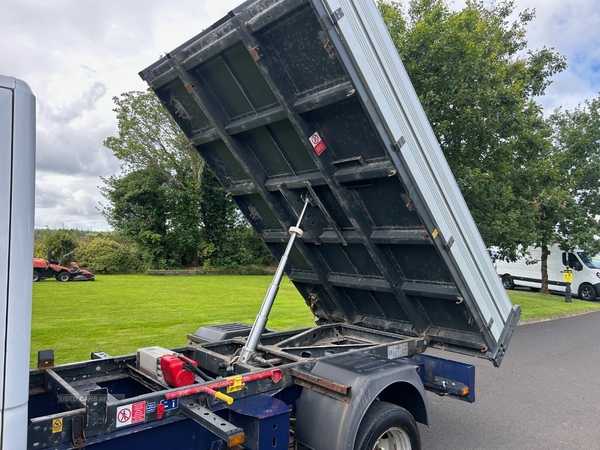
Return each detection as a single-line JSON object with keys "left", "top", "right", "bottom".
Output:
{"left": 33, "top": 242, "right": 46, "bottom": 259}
{"left": 77, "top": 237, "right": 143, "bottom": 272}
{"left": 43, "top": 229, "right": 77, "bottom": 264}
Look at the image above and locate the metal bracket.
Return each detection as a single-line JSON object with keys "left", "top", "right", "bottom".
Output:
{"left": 86, "top": 388, "right": 108, "bottom": 427}
{"left": 90, "top": 351, "right": 111, "bottom": 360}
{"left": 318, "top": 15, "right": 333, "bottom": 31}
{"left": 71, "top": 415, "right": 86, "bottom": 448}
{"left": 180, "top": 400, "right": 245, "bottom": 447}
{"left": 393, "top": 136, "right": 406, "bottom": 152}
{"left": 226, "top": 375, "right": 245, "bottom": 393}
{"left": 331, "top": 8, "right": 344, "bottom": 24}
{"left": 444, "top": 236, "right": 455, "bottom": 251}
{"left": 318, "top": 7, "right": 344, "bottom": 31}
{"left": 249, "top": 45, "right": 264, "bottom": 62}
{"left": 289, "top": 368, "right": 351, "bottom": 402}
{"left": 37, "top": 349, "right": 54, "bottom": 370}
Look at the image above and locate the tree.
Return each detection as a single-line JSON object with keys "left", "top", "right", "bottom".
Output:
{"left": 198, "top": 169, "right": 271, "bottom": 268}
{"left": 378, "top": 0, "right": 566, "bottom": 256}
{"left": 101, "top": 90, "right": 273, "bottom": 269}
{"left": 100, "top": 168, "right": 170, "bottom": 266}
{"left": 101, "top": 91, "right": 204, "bottom": 268}
{"left": 521, "top": 97, "right": 600, "bottom": 293}
{"left": 104, "top": 91, "right": 204, "bottom": 189}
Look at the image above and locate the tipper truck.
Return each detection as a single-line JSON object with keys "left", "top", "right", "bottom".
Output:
{"left": 6, "top": 0, "right": 521, "bottom": 449}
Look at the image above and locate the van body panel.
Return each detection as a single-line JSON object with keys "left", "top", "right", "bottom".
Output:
{"left": 496, "top": 245, "right": 600, "bottom": 299}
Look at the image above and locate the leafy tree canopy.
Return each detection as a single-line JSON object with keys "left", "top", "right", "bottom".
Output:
{"left": 378, "top": 0, "right": 566, "bottom": 257}
{"left": 539, "top": 98, "right": 600, "bottom": 251}
{"left": 101, "top": 90, "right": 273, "bottom": 269}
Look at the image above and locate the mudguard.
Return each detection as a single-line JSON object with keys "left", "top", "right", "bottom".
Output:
{"left": 295, "top": 352, "right": 429, "bottom": 450}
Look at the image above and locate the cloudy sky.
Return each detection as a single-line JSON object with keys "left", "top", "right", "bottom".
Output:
{"left": 2, "top": 0, "right": 599, "bottom": 230}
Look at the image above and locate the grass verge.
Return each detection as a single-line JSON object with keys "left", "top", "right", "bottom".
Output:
{"left": 507, "top": 288, "right": 600, "bottom": 320}
{"left": 31, "top": 275, "right": 600, "bottom": 366}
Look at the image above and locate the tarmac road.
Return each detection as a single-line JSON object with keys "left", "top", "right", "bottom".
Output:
{"left": 419, "top": 310, "right": 600, "bottom": 450}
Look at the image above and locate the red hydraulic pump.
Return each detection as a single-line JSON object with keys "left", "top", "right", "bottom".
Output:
{"left": 137, "top": 346, "right": 200, "bottom": 388}
{"left": 160, "top": 355, "right": 197, "bottom": 388}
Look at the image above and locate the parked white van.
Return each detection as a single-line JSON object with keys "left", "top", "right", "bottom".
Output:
{"left": 496, "top": 245, "right": 600, "bottom": 300}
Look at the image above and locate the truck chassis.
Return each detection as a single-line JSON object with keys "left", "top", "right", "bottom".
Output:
{"left": 28, "top": 323, "right": 474, "bottom": 449}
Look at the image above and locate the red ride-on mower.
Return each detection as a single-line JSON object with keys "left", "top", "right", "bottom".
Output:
{"left": 33, "top": 251, "right": 95, "bottom": 282}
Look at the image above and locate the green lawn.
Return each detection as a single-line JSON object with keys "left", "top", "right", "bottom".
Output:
{"left": 31, "top": 275, "right": 600, "bottom": 366}
{"left": 31, "top": 274, "right": 314, "bottom": 366}
{"left": 506, "top": 288, "right": 600, "bottom": 320}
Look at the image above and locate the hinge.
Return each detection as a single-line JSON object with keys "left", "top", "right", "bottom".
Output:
{"left": 331, "top": 8, "right": 344, "bottom": 24}
{"left": 393, "top": 136, "right": 406, "bottom": 152}
{"left": 318, "top": 8, "right": 344, "bottom": 31}
{"left": 444, "top": 236, "right": 454, "bottom": 251}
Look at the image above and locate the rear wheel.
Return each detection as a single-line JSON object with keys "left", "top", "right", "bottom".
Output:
{"left": 502, "top": 274, "right": 514, "bottom": 290}
{"left": 354, "top": 401, "right": 420, "bottom": 450}
{"left": 58, "top": 271, "right": 71, "bottom": 282}
{"left": 578, "top": 283, "right": 597, "bottom": 301}
{"left": 33, "top": 271, "right": 40, "bottom": 282}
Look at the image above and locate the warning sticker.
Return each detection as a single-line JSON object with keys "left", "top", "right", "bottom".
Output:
{"left": 387, "top": 342, "right": 408, "bottom": 359}
{"left": 309, "top": 132, "right": 326, "bottom": 155}
{"left": 116, "top": 401, "right": 146, "bottom": 428}
{"left": 52, "top": 418, "right": 63, "bottom": 433}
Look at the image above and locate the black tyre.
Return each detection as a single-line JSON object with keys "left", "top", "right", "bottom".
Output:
{"left": 58, "top": 271, "right": 71, "bottom": 282}
{"left": 354, "top": 401, "right": 420, "bottom": 450}
{"left": 578, "top": 283, "right": 597, "bottom": 301}
{"left": 502, "top": 274, "right": 514, "bottom": 290}
{"left": 33, "top": 271, "right": 40, "bottom": 282}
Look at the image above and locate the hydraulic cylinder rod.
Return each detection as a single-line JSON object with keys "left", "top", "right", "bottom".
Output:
{"left": 238, "top": 198, "right": 310, "bottom": 364}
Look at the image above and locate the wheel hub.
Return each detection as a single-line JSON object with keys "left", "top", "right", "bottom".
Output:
{"left": 374, "top": 427, "right": 412, "bottom": 450}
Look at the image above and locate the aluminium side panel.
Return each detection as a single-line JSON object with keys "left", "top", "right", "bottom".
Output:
{"left": 315, "top": 0, "right": 516, "bottom": 340}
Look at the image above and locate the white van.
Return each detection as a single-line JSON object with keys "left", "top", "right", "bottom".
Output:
{"left": 496, "top": 245, "right": 600, "bottom": 300}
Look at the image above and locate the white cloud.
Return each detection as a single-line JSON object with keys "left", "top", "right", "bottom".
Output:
{"left": 2, "top": 0, "right": 599, "bottom": 230}
{"left": 44, "top": 82, "right": 108, "bottom": 124}
{"left": 35, "top": 174, "right": 110, "bottom": 230}
{"left": 1, "top": 0, "right": 241, "bottom": 230}
{"left": 520, "top": 0, "right": 600, "bottom": 111}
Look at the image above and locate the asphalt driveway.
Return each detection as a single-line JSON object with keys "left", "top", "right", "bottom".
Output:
{"left": 420, "top": 310, "right": 600, "bottom": 449}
